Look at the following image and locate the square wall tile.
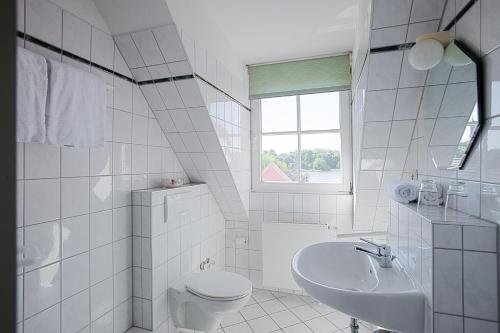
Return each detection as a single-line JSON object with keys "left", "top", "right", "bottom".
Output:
{"left": 433, "top": 249, "right": 463, "bottom": 315}
{"left": 131, "top": 30, "right": 164, "bottom": 66}
{"left": 364, "top": 90, "right": 397, "bottom": 122}
{"left": 455, "top": 1, "right": 481, "bottom": 55}
{"left": 372, "top": 0, "right": 412, "bottom": 29}
{"left": 434, "top": 313, "right": 463, "bottom": 333}
{"left": 62, "top": 11, "right": 91, "bottom": 60}
{"left": 23, "top": 304, "right": 60, "bottom": 333}
{"left": 91, "top": 27, "right": 114, "bottom": 70}
{"left": 26, "top": 0, "right": 62, "bottom": 47}
{"left": 367, "top": 51, "right": 403, "bottom": 90}
{"left": 90, "top": 210, "right": 112, "bottom": 249}
{"left": 24, "top": 220, "right": 60, "bottom": 271}
{"left": 90, "top": 244, "right": 113, "bottom": 285}
{"left": 463, "top": 251, "right": 498, "bottom": 321}
{"left": 393, "top": 87, "right": 423, "bottom": 120}
{"left": 24, "top": 262, "right": 60, "bottom": 318}
{"left": 91, "top": 278, "right": 113, "bottom": 321}
{"left": 388, "top": 120, "right": 414, "bottom": 148}
{"left": 410, "top": 0, "right": 446, "bottom": 22}
{"left": 61, "top": 177, "right": 89, "bottom": 218}
{"left": 113, "top": 109, "right": 132, "bottom": 143}
{"left": 62, "top": 214, "right": 89, "bottom": 258}
{"left": 481, "top": 0, "right": 500, "bottom": 55}
{"left": 61, "top": 146, "right": 89, "bottom": 177}
{"left": 25, "top": 143, "right": 60, "bottom": 179}
{"left": 90, "top": 176, "right": 112, "bottom": 212}
{"left": 24, "top": 178, "right": 60, "bottom": 225}
{"left": 61, "top": 289, "right": 90, "bottom": 332}
{"left": 114, "top": 34, "right": 145, "bottom": 69}
{"left": 463, "top": 226, "right": 497, "bottom": 252}
{"left": 132, "top": 115, "right": 149, "bottom": 145}
{"left": 362, "top": 122, "right": 391, "bottom": 148}
{"left": 465, "top": 318, "right": 498, "bottom": 333}
{"left": 62, "top": 252, "right": 89, "bottom": 298}
{"left": 370, "top": 25, "right": 407, "bottom": 48}
{"left": 433, "top": 224, "right": 462, "bottom": 249}
{"left": 153, "top": 24, "right": 186, "bottom": 63}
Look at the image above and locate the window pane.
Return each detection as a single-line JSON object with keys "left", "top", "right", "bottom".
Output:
{"left": 261, "top": 134, "right": 299, "bottom": 183}
{"left": 261, "top": 96, "right": 297, "bottom": 133}
{"left": 300, "top": 133, "right": 342, "bottom": 184}
{"left": 300, "top": 92, "right": 340, "bottom": 130}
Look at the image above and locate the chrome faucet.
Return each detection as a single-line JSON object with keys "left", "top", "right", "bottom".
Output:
{"left": 354, "top": 238, "right": 395, "bottom": 268}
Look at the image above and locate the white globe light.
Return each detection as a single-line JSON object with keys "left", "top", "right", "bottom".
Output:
{"left": 408, "top": 39, "right": 444, "bottom": 71}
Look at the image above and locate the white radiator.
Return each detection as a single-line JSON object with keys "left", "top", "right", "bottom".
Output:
{"left": 262, "top": 223, "right": 330, "bottom": 291}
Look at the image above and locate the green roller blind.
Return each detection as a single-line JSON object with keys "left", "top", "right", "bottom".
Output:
{"left": 248, "top": 54, "right": 351, "bottom": 100}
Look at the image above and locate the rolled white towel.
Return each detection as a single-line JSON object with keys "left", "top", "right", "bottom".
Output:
{"left": 418, "top": 183, "right": 444, "bottom": 206}
{"left": 384, "top": 180, "right": 419, "bottom": 204}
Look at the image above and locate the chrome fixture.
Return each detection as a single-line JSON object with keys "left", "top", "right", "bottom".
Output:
{"left": 354, "top": 238, "right": 395, "bottom": 268}
{"left": 350, "top": 317, "right": 359, "bottom": 333}
{"left": 199, "top": 257, "right": 216, "bottom": 271}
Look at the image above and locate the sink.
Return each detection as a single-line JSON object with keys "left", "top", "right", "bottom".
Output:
{"left": 291, "top": 242, "right": 424, "bottom": 333}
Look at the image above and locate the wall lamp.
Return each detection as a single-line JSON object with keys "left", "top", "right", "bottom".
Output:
{"left": 408, "top": 31, "right": 472, "bottom": 70}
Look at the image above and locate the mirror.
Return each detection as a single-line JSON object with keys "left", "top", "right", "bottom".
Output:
{"left": 420, "top": 40, "right": 482, "bottom": 169}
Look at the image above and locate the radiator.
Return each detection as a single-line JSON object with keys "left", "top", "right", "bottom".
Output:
{"left": 262, "top": 223, "right": 330, "bottom": 291}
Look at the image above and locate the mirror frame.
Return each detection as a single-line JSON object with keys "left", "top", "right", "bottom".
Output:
{"left": 452, "top": 40, "right": 483, "bottom": 170}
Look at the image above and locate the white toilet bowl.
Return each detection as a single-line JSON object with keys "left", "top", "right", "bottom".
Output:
{"left": 169, "top": 271, "right": 252, "bottom": 332}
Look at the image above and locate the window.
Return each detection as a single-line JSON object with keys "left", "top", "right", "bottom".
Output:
{"left": 252, "top": 91, "right": 352, "bottom": 192}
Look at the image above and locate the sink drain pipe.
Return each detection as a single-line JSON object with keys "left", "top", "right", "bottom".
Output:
{"left": 350, "top": 317, "right": 397, "bottom": 333}
{"left": 350, "top": 318, "right": 359, "bottom": 333}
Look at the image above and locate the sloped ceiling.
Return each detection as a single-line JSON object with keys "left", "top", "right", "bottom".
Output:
{"left": 96, "top": 2, "right": 251, "bottom": 221}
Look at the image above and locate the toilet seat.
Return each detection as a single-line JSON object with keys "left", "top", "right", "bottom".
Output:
{"left": 185, "top": 271, "right": 252, "bottom": 301}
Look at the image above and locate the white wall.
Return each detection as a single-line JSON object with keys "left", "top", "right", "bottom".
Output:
{"left": 351, "top": 0, "right": 448, "bottom": 234}
{"left": 405, "top": 0, "right": 500, "bottom": 224}
{"left": 165, "top": 0, "right": 248, "bottom": 87}
{"left": 93, "top": 0, "right": 174, "bottom": 35}
{"left": 352, "top": 0, "right": 500, "bottom": 331}
{"left": 131, "top": 185, "right": 226, "bottom": 331}
{"left": 50, "top": 0, "right": 111, "bottom": 33}
{"left": 16, "top": 0, "right": 187, "bottom": 332}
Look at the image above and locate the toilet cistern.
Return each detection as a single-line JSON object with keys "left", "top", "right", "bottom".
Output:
{"left": 354, "top": 238, "right": 395, "bottom": 268}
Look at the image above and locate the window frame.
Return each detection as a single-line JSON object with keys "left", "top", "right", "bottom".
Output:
{"left": 251, "top": 90, "right": 352, "bottom": 194}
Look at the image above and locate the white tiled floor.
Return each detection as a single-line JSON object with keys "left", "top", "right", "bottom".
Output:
{"left": 216, "top": 289, "right": 375, "bottom": 333}
{"left": 128, "top": 289, "right": 376, "bottom": 333}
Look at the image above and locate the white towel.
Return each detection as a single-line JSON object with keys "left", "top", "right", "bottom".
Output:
{"left": 46, "top": 59, "right": 106, "bottom": 147}
{"left": 16, "top": 47, "right": 48, "bottom": 143}
{"left": 384, "top": 180, "right": 419, "bottom": 204}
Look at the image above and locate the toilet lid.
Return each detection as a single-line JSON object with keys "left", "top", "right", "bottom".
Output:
{"left": 186, "top": 271, "right": 252, "bottom": 300}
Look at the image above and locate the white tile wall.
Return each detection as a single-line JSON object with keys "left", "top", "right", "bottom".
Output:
{"left": 403, "top": 0, "right": 500, "bottom": 222}
{"left": 352, "top": 0, "right": 500, "bottom": 234}
{"left": 131, "top": 185, "right": 225, "bottom": 330}
{"left": 389, "top": 201, "right": 499, "bottom": 332}
{"left": 16, "top": 1, "right": 187, "bottom": 332}
{"left": 240, "top": 192, "right": 353, "bottom": 286}
{"left": 354, "top": 3, "right": 500, "bottom": 330}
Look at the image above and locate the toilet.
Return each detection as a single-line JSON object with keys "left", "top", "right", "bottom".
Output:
{"left": 169, "top": 271, "right": 252, "bottom": 332}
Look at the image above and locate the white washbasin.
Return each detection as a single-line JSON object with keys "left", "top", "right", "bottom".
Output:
{"left": 291, "top": 242, "right": 424, "bottom": 333}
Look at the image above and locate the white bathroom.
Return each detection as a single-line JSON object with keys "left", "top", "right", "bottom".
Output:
{"left": 3, "top": 0, "right": 500, "bottom": 332}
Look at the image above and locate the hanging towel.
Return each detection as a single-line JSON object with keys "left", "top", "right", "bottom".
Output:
{"left": 16, "top": 47, "right": 48, "bottom": 143}
{"left": 384, "top": 180, "right": 419, "bottom": 204}
{"left": 46, "top": 59, "right": 106, "bottom": 147}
